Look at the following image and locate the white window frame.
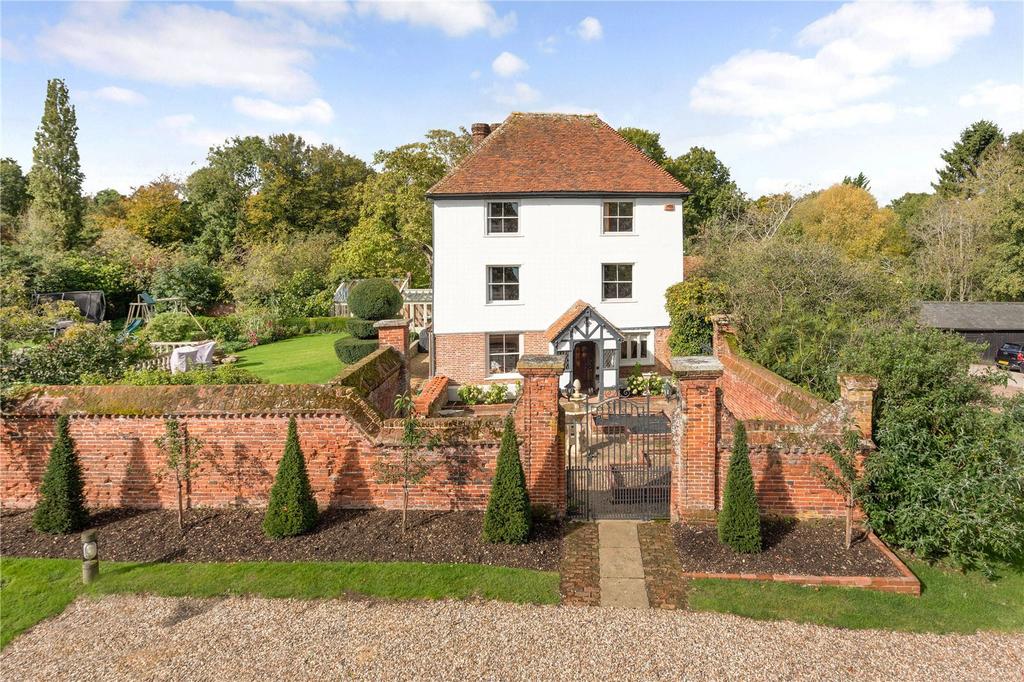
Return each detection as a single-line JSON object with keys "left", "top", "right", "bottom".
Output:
{"left": 601, "top": 262, "right": 634, "bottom": 302}
{"left": 486, "top": 265, "right": 521, "bottom": 304}
{"left": 621, "top": 330, "right": 654, "bottom": 366}
{"left": 486, "top": 332, "right": 523, "bottom": 377}
{"left": 602, "top": 200, "right": 635, "bottom": 234}
{"left": 486, "top": 201, "right": 520, "bottom": 235}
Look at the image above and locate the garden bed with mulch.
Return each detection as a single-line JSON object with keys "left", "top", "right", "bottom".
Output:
{"left": 0, "top": 508, "right": 562, "bottom": 571}
{"left": 674, "top": 518, "right": 902, "bottom": 577}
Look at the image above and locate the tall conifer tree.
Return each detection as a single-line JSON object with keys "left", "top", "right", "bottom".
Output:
{"left": 29, "top": 78, "right": 84, "bottom": 247}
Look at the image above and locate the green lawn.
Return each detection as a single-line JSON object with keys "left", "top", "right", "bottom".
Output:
{"left": 688, "top": 559, "right": 1024, "bottom": 633}
{"left": 234, "top": 333, "right": 349, "bottom": 383}
{"left": 0, "top": 558, "right": 560, "bottom": 649}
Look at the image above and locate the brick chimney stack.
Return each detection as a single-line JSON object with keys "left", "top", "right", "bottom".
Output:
{"left": 471, "top": 123, "right": 491, "bottom": 146}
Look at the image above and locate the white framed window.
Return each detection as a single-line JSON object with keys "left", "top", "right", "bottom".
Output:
{"left": 487, "top": 333, "right": 522, "bottom": 375}
{"left": 487, "top": 201, "right": 519, "bottom": 234}
{"left": 487, "top": 265, "right": 520, "bottom": 302}
{"left": 603, "top": 201, "right": 634, "bottom": 233}
{"left": 621, "top": 330, "right": 653, "bottom": 364}
{"left": 602, "top": 263, "right": 633, "bottom": 301}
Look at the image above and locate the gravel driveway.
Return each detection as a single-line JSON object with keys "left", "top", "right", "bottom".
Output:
{"left": 3, "top": 595, "right": 1021, "bottom": 681}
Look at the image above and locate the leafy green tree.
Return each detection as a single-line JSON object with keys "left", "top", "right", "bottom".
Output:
{"left": 124, "top": 176, "right": 199, "bottom": 245}
{"left": 186, "top": 136, "right": 269, "bottom": 260}
{"left": 664, "top": 276, "right": 729, "bottom": 355}
{"left": 1, "top": 157, "right": 30, "bottom": 220}
{"left": 348, "top": 278, "right": 402, "bottom": 321}
{"left": 28, "top": 79, "right": 84, "bottom": 248}
{"left": 788, "top": 183, "right": 905, "bottom": 259}
{"left": 263, "top": 417, "right": 319, "bottom": 538}
{"left": 483, "top": 416, "right": 532, "bottom": 544}
{"left": 841, "top": 172, "right": 870, "bottom": 190}
{"left": 375, "top": 394, "right": 437, "bottom": 534}
{"left": 665, "top": 147, "right": 745, "bottom": 236}
{"left": 842, "top": 323, "right": 1024, "bottom": 572}
{"left": 718, "top": 421, "right": 761, "bottom": 553}
{"left": 333, "top": 129, "right": 470, "bottom": 286}
{"left": 226, "top": 232, "right": 336, "bottom": 314}
{"left": 32, "top": 415, "right": 88, "bottom": 534}
{"left": 617, "top": 127, "right": 668, "bottom": 165}
{"left": 241, "top": 134, "right": 370, "bottom": 242}
{"left": 152, "top": 257, "right": 224, "bottom": 312}
{"left": 888, "top": 192, "right": 929, "bottom": 231}
{"left": 84, "top": 188, "right": 127, "bottom": 236}
{"left": 154, "top": 418, "right": 204, "bottom": 531}
{"left": 975, "top": 135, "right": 1024, "bottom": 300}
{"left": 933, "top": 120, "right": 1004, "bottom": 197}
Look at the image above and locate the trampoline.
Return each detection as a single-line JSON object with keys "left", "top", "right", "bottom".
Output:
{"left": 33, "top": 290, "right": 107, "bottom": 323}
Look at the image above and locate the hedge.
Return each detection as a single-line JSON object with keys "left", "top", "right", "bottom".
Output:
{"left": 279, "top": 317, "right": 352, "bottom": 336}
{"left": 348, "top": 279, "right": 402, "bottom": 321}
{"left": 347, "top": 318, "right": 378, "bottom": 340}
{"left": 334, "top": 337, "right": 378, "bottom": 364}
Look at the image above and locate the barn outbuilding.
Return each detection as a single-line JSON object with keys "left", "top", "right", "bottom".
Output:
{"left": 919, "top": 302, "right": 1024, "bottom": 363}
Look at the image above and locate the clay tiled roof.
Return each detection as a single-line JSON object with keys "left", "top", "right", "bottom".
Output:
{"left": 544, "top": 300, "right": 624, "bottom": 343}
{"left": 428, "top": 113, "right": 690, "bottom": 197}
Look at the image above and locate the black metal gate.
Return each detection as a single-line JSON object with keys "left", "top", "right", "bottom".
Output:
{"left": 566, "top": 395, "right": 672, "bottom": 520}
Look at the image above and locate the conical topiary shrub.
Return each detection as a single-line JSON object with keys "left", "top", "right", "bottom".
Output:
{"left": 717, "top": 421, "right": 762, "bottom": 553}
{"left": 33, "top": 415, "right": 88, "bottom": 534}
{"left": 483, "top": 416, "right": 532, "bottom": 544}
{"left": 263, "top": 417, "right": 319, "bottom": 538}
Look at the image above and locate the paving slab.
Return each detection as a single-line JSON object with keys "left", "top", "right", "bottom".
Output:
{"left": 599, "top": 578, "right": 650, "bottom": 608}
{"left": 597, "top": 520, "right": 641, "bottom": 548}
{"left": 599, "top": 547, "right": 645, "bottom": 579}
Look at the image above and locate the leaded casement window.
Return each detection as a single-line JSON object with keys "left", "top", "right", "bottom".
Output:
{"left": 487, "top": 201, "right": 519, "bottom": 234}
{"left": 602, "top": 263, "right": 633, "bottom": 300}
{"left": 603, "top": 201, "right": 634, "bottom": 233}
{"left": 602, "top": 348, "right": 617, "bottom": 369}
{"left": 488, "top": 333, "right": 521, "bottom": 375}
{"left": 621, "top": 331, "right": 652, "bottom": 363}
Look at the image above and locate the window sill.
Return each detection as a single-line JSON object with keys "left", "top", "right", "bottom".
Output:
{"left": 487, "top": 372, "right": 523, "bottom": 380}
{"left": 486, "top": 301, "right": 524, "bottom": 306}
{"left": 600, "top": 232, "right": 637, "bottom": 237}
{"left": 601, "top": 299, "right": 636, "bottom": 304}
{"left": 484, "top": 233, "right": 523, "bottom": 238}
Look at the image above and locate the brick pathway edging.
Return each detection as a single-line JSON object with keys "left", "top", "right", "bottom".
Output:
{"left": 559, "top": 523, "right": 601, "bottom": 605}
{"left": 680, "top": 532, "right": 921, "bottom": 596}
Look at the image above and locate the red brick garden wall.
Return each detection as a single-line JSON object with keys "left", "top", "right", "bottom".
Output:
{"left": 0, "top": 412, "right": 504, "bottom": 512}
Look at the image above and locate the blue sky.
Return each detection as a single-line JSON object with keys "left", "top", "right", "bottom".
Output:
{"left": 2, "top": 1, "right": 1022, "bottom": 203}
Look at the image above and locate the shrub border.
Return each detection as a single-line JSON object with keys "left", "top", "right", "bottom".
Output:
{"left": 681, "top": 532, "right": 921, "bottom": 595}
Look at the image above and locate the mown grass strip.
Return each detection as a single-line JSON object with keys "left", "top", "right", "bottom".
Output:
{"left": 687, "top": 559, "right": 1024, "bottom": 633}
{"left": 0, "top": 557, "right": 560, "bottom": 649}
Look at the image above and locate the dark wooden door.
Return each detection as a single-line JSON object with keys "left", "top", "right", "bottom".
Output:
{"left": 573, "top": 342, "right": 596, "bottom": 393}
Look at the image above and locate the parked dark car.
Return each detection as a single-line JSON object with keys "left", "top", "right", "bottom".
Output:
{"left": 995, "top": 342, "right": 1024, "bottom": 371}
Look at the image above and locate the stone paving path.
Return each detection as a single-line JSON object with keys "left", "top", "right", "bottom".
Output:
{"left": 597, "top": 521, "right": 649, "bottom": 608}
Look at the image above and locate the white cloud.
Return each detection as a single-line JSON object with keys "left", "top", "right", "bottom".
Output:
{"left": 158, "top": 114, "right": 232, "bottom": 149}
{"left": 91, "top": 86, "right": 147, "bottom": 105}
{"left": 492, "top": 51, "right": 528, "bottom": 78}
{"left": 1, "top": 37, "right": 24, "bottom": 61}
{"left": 576, "top": 16, "right": 603, "bottom": 41}
{"left": 39, "top": 3, "right": 326, "bottom": 99}
{"left": 690, "top": 1, "right": 993, "bottom": 145}
{"left": 233, "top": 96, "right": 335, "bottom": 123}
{"left": 357, "top": 1, "right": 515, "bottom": 37}
{"left": 239, "top": 0, "right": 352, "bottom": 23}
{"left": 469, "top": 69, "right": 481, "bottom": 80}
{"left": 538, "top": 35, "right": 558, "bottom": 54}
{"left": 488, "top": 81, "right": 540, "bottom": 106}
{"left": 959, "top": 80, "right": 1024, "bottom": 117}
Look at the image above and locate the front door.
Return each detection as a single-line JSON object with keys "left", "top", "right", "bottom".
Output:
{"left": 573, "top": 341, "right": 597, "bottom": 393}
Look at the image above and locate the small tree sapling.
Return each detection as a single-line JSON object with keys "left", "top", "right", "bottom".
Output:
{"left": 813, "top": 429, "right": 866, "bottom": 550}
{"left": 375, "top": 393, "right": 437, "bottom": 534}
{"left": 155, "top": 418, "right": 204, "bottom": 531}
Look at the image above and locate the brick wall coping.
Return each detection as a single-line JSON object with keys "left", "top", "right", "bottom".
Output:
{"left": 680, "top": 532, "right": 920, "bottom": 595}
{"left": 379, "top": 414, "right": 505, "bottom": 446}
{"left": 838, "top": 373, "right": 880, "bottom": 391}
{"left": 516, "top": 354, "right": 565, "bottom": 373}
{"left": 373, "top": 318, "right": 410, "bottom": 329}
{"left": 5, "top": 383, "right": 369, "bottom": 417}
{"left": 331, "top": 347, "right": 403, "bottom": 396}
{"left": 671, "top": 355, "right": 724, "bottom": 378}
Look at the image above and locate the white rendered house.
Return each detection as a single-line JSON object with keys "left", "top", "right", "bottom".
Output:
{"left": 426, "top": 113, "right": 689, "bottom": 395}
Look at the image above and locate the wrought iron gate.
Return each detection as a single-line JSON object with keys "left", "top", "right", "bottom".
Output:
{"left": 566, "top": 395, "right": 672, "bottom": 520}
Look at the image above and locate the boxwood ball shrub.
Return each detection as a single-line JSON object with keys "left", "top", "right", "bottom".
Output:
{"left": 334, "top": 337, "right": 378, "bottom": 364}
{"left": 347, "top": 318, "right": 378, "bottom": 340}
{"left": 348, "top": 278, "right": 402, "bottom": 322}
{"left": 263, "top": 417, "right": 319, "bottom": 539}
{"left": 483, "top": 416, "right": 532, "bottom": 544}
{"left": 33, "top": 415, "right": 88, "bottom": 534}
{"left": 717, "top": 421, "right": 762, "bottom": 553}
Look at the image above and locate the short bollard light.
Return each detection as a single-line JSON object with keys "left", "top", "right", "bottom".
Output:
{"left": 81, "top": 529, "right": 98, "bottom": 584}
